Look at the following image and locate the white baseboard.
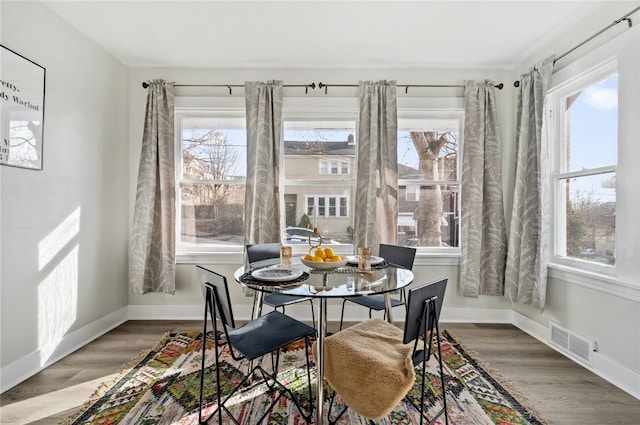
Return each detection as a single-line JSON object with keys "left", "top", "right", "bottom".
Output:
{"left": 127, "top": 304, "right": 205, "bottom": 321}
{"left": 511, "top": 310, "right": 640, "bottom": 400}
{"left": 440, "top": 307, "right": 513, "bottom": 324}
{"left": 0, "top": 307, "right": 128, "bottom": 393}
{"left": 591, "top": 351, "right": 640, "bottom": 399}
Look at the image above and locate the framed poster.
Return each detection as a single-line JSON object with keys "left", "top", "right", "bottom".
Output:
{"left": 0, "top": 45, "right": 46, "bottom": 170}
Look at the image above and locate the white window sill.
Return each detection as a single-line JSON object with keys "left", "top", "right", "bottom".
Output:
{"left": 547, "top": 262, "right": 640, "bottom": 302}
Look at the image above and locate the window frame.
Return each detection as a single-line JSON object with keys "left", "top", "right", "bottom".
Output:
{"left": 397, "top": 110, "right": 464, "bottom": 254}
{"left": 174, "top": 106, "right": 247, "bottom": 255}
{"left": 548, "top": 60, "right": 618, "bottom": 276}
{"left": 282, "top": 110, "right": 358, "bottom": 255}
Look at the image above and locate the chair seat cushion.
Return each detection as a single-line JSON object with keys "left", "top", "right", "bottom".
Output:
{"left": 227, "top": 311, "right": 316, "bottom": 360}
{"left": 263, "top": 293, "right": 311, "bottom": 308}
{"left": 312, "top": 318, "right": 415, "bottom": 419}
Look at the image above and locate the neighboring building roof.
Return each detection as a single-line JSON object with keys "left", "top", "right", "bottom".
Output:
{"left": 398, "top": 163, "right": 420, "bottom": 179}
{"left": 284, "top": 140, "right": 356, "bottom": 155}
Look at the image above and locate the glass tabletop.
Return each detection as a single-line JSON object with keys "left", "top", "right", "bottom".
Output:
{"left": 233, "top": 258, "right": 414, "bottom": 298}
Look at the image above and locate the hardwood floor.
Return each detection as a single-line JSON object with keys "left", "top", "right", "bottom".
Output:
{"left": 1, "top": 321, "right": 638, "bottom": 424}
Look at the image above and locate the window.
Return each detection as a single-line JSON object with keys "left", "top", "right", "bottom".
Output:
{"left": 546, "top": 26, "right": 640, "bottom": 287}
{"left": 553, "top": 71, "right": 617, "bottom": 268}
{"left": 319, "top": 159, "right": 349, "bottom": 175}
{"left": 175, "top": 100, "right": 465, "bottom": 256}
{"left": 176, "top": 114, "right": 246, "bottom": 251}
{"left": 405, "top": 184, "right": 420, "bottom": 202}
{"left": 397, "top": 115, "right": 462, "bottom": 249}
{"left": 284, "top": 120, "right": 356, "bottom": 246}
{"left": 305, "top": 195, "right": 349, "bottom": 218}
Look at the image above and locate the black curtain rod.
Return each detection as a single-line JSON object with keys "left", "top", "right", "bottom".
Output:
{"left": 514, "top": 5, "right": 640, "bottom": 87}
{"left": 141, "top": 82, "right": 317, "bottom": 94}
{"left": 317, "top": 82, "right": 503, "bottom": 94}
{"left": 141, "top": 80, "right": 503, "bottom": 94}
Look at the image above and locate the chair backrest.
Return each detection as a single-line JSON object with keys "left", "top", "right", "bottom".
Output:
{"left": 402, "top": 278, "right": 448, "bottom": 344}
{"left": 246, "top": 242, "right": 282, "bottom": 264}
{"left": 196, "top": 265, "right": 236, "bottom": 329}
{"left": 379, "top": 243, "right": 416, "bottom": 270}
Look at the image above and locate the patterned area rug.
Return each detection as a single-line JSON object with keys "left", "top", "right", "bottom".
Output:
{"left": 65, "top": 330, "right": 547, "bottom": 425}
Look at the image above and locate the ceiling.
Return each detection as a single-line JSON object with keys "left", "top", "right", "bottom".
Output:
{"left": 41, "top": 1, "right": 618, "bottom": 69}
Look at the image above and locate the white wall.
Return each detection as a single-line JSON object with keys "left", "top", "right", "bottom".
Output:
{"left": 0, "top": 1, "right": 130, "bottom": 389}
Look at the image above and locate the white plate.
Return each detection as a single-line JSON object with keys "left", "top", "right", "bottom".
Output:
{"left": 347, "top": 255, "right": 385, "bottom": 265}
{"left": 251, "top": 267, "right": 304, "bottom": 282}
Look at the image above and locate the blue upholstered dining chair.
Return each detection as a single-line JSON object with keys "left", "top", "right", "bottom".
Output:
{"left": 246, "top": 243, "right": 316, "bottom": 327}
{"left": 196, "top": 265, "right": 316, "bottom": 424}
{"left": 339, "top": 243, "right": 416, "bottom": 330}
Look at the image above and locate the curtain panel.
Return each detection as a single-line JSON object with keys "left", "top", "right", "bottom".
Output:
{"left": 130, "top": 80, "right": 176, "bottom": 295}
{"left": 355, "top": 80, "right": 398, "bottom": 254}
{"left": 244, "top": 81, "right": 283, "bottom": 246}
{"left": 505, "top": 56, "right": 555, "bottom": 309}
{"left": 459, "top": 80, "right": 507, "bottom": 297}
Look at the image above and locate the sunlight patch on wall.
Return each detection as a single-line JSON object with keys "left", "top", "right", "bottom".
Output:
{"left": 38, "top": 207, "right": 80, "bottom": 270}
{"left": 38, "top": 246, "right": 78, "bottom": 365}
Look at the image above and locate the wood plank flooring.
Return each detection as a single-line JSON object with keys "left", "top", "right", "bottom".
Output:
{"left": 1, "top": 321, "right": 638, "bottom": 424}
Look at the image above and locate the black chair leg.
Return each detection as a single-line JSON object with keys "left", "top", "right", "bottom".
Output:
{"left": 308, "top": 299, "right": 316, "bottom": 328}
{"left": 339, "top": 299, "right": 348, "bottom": 330}
{"left": 327, "top": 388, "right": 349, "bottom": 425}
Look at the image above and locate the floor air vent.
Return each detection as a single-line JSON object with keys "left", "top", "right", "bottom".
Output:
{"left": 549, "top": 321, "right": 596, "bottom": 366}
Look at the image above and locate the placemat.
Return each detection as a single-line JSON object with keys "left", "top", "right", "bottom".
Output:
{"left": 310, "top": 260, "right": 389, "bottom": 274}
{"left": 239, "top": 271, "right": 310, "bottom": 286}
{"left": 344, "top": 259, "right": 390, "bottom": 270}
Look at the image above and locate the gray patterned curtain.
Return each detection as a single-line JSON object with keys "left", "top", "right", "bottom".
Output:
{"left": 130, "top": 80, "right": 176, "bottom": 295}
{"left": 505, "top": 57, "right": 555, "bottom": 309}
{"left": 244, "top": 81, "right": 283, "bottom": 246}
{"left": 355, "top": 80, "right": 398, "bottom": 254}
{"left": 459, "top": 81, "right": 507, "bottom": 297}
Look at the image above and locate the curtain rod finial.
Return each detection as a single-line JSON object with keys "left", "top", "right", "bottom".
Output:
{"left": 513, "top": 80, "right": 520, "bottom": 88}
{"left": 142, "top": 81, "right": 149, "bottom": 89}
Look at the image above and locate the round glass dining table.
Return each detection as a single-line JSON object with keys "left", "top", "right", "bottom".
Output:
{"left": 233, "top": 258, "right": 414, "bottom": 425}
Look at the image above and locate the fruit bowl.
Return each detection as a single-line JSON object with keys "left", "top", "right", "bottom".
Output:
{"left": 301, "top": 255, "right": 348, "bottom": 270}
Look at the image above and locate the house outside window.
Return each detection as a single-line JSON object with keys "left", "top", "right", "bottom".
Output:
{"left": 284, "top": 120, "right": 356, "bottom": 246}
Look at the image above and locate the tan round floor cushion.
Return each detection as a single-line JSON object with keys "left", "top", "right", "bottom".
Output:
{"left": 312, "top": 318, "right": 415, "bottom": 419}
